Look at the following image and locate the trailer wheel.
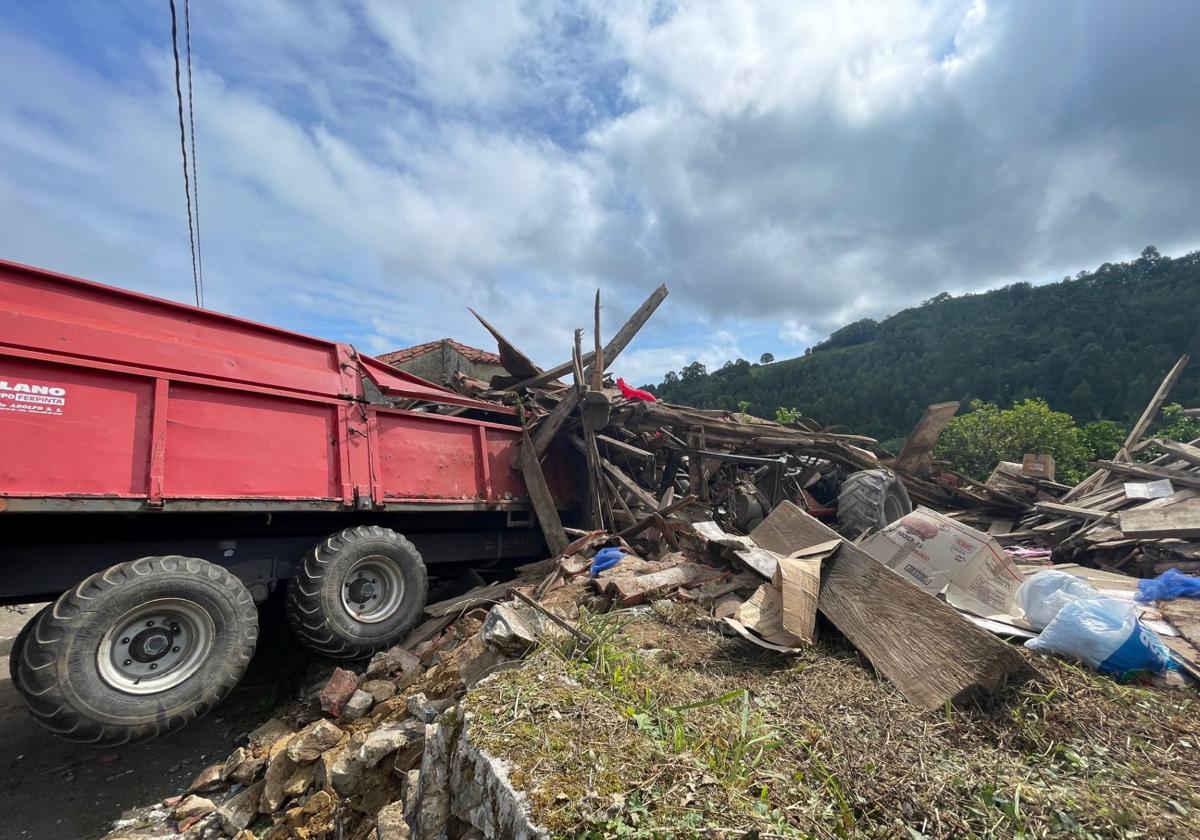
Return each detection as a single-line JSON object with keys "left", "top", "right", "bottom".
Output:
{"left": 836, "top": 468, "right": 912, "bottom": 538}
{"left": 13, "top": 557, "right": 258, "bottom": 745}
{"left": 286, "top": 526, "right": 428, "bottom": 661}
{"left": 8, "top": 603, "right": 51, "bottom": 694}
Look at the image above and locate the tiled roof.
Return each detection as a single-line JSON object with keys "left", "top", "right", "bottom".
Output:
{"left": 378, "top": 338, "right": 502, "bottom": 367}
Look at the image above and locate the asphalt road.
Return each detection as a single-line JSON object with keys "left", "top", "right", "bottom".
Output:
{"left": 0, "top": 602, "right": 308, "bottom": 840}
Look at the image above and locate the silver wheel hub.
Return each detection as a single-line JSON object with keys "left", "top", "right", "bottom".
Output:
{"left": 341, "top": 555, "right": 404, "bottom": 623}
{"left": 97, "top": 599, "right": 215, "bottom": 695}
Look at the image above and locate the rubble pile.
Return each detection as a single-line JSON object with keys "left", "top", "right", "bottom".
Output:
{"left": 99, "top": 296, "right": 1200, "bottom": 839}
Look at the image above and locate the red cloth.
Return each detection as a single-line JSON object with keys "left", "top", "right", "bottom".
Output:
{"left": 617, "top": 377, "right": 657, "bottom": 402}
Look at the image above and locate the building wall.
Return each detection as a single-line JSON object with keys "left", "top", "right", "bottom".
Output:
{"left": 393, "top": 344, "right": 507, "bottom": 384}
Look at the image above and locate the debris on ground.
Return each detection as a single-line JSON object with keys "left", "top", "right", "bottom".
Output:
{"left": 96, "top": 304, "right": 1200, "bottom": 839}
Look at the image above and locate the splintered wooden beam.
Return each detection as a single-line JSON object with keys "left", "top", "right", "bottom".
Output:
{"left": 591, "top": 289, "right": 604, "bottom": 391}
{"left": 530, "top": 387, "right": 582, "bottom": 457}
{"left": 583, "top": 283, "right": 669, "bottom": 381}
{"left": 749, "top": 501, "right": 1026, "bottom": 708}
{"left": 1065, "top": 354, "right": 1189, "bottom": 500}
{"left": 894, "top": 401, "right": 960, "bottom": 475}
{"left": 517, "top": 428, "right": 568, "bottom": 556}
{"left": 1150, "top": 437, "right": 1200, "bottom": 469}
{"left": 1090, "top": 460, "right": 1200, "bottom": 489}
{"left": 1120, "top": 496, "right": 1200, "bottom": 539}
{"left": 469, "top": 308, "right": 542, "bottom": 380}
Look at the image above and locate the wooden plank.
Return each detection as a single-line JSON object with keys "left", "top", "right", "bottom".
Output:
{"left": 1033, "top": 502, "right": 1118, "bottom": 521}
{"left": 569, "top": 436, "right": 660, "bottom": 510}
{"left": 584, "top": 283, "right": 669, "bottom": 381}
{"left": 1065, "top": 354, "right": 1189, "bottom": 500}
{"left": 1119, "top": 497, "right": 1200, "bottom": 538}
{"left": 517, "top": 428, "right": 568, "bottom": 556}
{"left": 1150, "top": 438, "right": 1200, "bottom": 469}
{"left": 1090, "top": 460, "right": 1200, "bottom": 489}
{"left": 530, "top": 387, "right": 581, "bottom": 457}
{"left": 894, "top": 401, "right": 959, "bottom": 475}
{"left": 596, "top": 434, "right": 654, "bottom": 461}
{"left": 590, "top": 289, "right": 604, "bottom": 391}
{"left": 749, "top": 501, "right": 1026, "bottom": 708}
{"left": 469, "top": 308, "right": 542, "bottom": 380}
{"left": 602, "top": 563, "right": 728, "bottom": 607}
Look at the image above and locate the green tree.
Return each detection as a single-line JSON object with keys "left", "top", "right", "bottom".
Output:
{"left": 760, "top": 352, "right": 775, "bottom": 364}
{"left": 934, "top": 399, "right": 1092, "bottom": 482}
{"left": 1081, "top": 419, "right": 1127, "bottom": 461}
{"left": 1156, "top": 402, "right": 1200, "bottom": 443}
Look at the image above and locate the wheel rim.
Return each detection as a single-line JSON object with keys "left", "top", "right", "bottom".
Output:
{"left": 96, "top": 598, "right": 215, "bottom": 695}
{"left": 341, "top": 555, "right": 404, "bottom": 623}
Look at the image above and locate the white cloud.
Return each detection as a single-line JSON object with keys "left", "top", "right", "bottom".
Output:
{"left": 2, "top": 0, "right": 1199, "bottom": 385}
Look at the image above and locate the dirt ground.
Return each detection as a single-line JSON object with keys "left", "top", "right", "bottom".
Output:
{"left": 0, "top": 602, "right": 308, "bottom": 840}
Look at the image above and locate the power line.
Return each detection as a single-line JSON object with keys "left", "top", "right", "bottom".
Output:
{"left": 168, "top": 0, "right": 201, "bottom": 308}
{"left": 184, "top": 0, "right": 204, "bottom": 307}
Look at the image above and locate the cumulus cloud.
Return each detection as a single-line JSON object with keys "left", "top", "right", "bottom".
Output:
{"left": 1, "top": 1, "right": 1198, "bottom": 381}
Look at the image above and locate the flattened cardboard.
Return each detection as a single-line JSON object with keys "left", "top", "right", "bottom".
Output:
{"left": 859, "top": 507, "right": 1024, "bottom": 621}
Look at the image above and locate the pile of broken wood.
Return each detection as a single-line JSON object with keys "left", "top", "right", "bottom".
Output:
{"left": 1017, "top": 355, "right": 1200, "bottom": 577}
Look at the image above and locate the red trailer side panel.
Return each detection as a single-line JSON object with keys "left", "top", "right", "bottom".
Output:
{"left": 163, "top": 385, "right": 342, "bottom": 500}
{"left": 0, "top": 356, "right": 153, "bottom": 497}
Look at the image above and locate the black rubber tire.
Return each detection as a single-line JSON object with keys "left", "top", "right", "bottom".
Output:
{"left": 7, "top": 604, "right": 51, "bottom": 694}
{"left": 836, "top": 468, "right": 913, "bottom": 538}
{"left": 14, "top": 556, "right": 258, "bottom": 745}
{"left": 286, "top": 526, "right": 428, "bottom": 661}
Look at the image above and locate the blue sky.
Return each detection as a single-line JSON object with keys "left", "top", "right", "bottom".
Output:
{"left": 2, "top": 1, "right": 1199, "bottom": 384}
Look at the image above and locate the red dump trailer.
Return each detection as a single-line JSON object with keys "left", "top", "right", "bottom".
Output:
{"left": 0, "top": 259, "right": 574, "bottom": 743}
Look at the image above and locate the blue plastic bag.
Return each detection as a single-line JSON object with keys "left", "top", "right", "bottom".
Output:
{"left": 1135, "top": 567, "right": 1200, "bottom": 602}
{"left": 590, "top": 547, "right": 626, "bottom": 577}
{"left": 1025, "top": 597, "right": 1174, "bottom": 676}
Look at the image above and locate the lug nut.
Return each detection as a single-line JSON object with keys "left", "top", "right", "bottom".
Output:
{"left": 123, "top": 659, "right": 132, "bottom": 666}
{"left": 120, "top": 637, "right": 129, "bottom": 644}
{"left": 172, "top": 646, "right": 180, "bottom": 652}
{"left": 146, "top": 620, "right": 154, "bottom": 627}
{"left": 149, "top": 663, "right": 158, "bottom": 670}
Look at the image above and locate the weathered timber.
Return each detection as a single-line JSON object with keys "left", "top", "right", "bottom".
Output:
{"left": 469, "top": 308, "right": 542, "bottom": 380}
{"left": 1066, "top": 354, "right": 1189, "bottom": 500}
{"left": 517, "top": 429, "right": 568, "bottom": 556}
{"left": 1032, "top": 502, "right": 1118, "bottom": 522}
{"left": 583, "top": 283, "right": 669, "bottom": 381}
{"left": 749, "top": 501, "right": 1026, "bottom": 708}
{"left": 596, "top": 434, "right": 654, "bottom": 461}
{"left": 1149, "top": 437, "right": 1200, "bottom": 469}
{"left": 1090, "top": 460, "right": 1200, "bottom": 489}
{"left": 1119, "top": 497, "right": 1200, "bottom": 539}
{"left": 894, "top": 401, "right": 960, "bottom": 475}
{"left": 602, "top": 563, "right": 728, "bottom": 607}
{"left": 530, "top": 387, "right": 581, "bottom": 457}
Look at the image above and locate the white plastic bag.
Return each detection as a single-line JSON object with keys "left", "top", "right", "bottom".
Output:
{"left": 1024, "top": 597, "right": 1173, "bottom": 675}
{"left": 1014, "top": 569, "right": 1098, "bottom": 630}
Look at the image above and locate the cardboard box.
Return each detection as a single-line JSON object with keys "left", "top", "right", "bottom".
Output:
{"left": 859, "top": 506, "right": 1025, "bottom": 621}
{"left": 1021, "top": 453, "right": 1056, "bottom": 481}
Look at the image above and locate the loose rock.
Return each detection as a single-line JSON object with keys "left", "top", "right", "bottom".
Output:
{"left": 360, "top": 679, "right": 397, "bottom": 704}
{"left": 287, "top": 720, "right": 345, "bottom": 763}
{"left": 319, "top": 667, "right": 360, "bottom": 717}
{"left": 341, "top": 689, "right": 374, "bottom": 722}
{"left": 246, "top": 718, "right": 291, "bottom": 751}
{"left": 186, "top": 763, "right": 226, "bottom": 795}
{"left": 173, "top": 794, "right": 215, "bottom": 822}
{"left": 216, "top": 779, "right": 266, "bottom": 836}
{"left": 376, "top": 800, "right": 410, "bottom": 840}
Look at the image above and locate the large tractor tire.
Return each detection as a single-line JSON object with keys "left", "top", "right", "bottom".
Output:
{"left": 836, "top": 468, "right": 912, "bottom": 538}
{"left": 14, "top": 556, "right": 258, "bottom": 745}
{"left": 286, "top": 526, "right": 428, "bottom": 661}
{"left": 7, "top": 603, "right": 51, "bottom": 693}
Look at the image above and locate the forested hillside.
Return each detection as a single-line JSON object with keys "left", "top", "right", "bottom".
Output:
{"left": 647, "top": 247, "right": 1200, "bottom": 446}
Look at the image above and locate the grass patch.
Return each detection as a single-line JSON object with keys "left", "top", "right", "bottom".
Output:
{"left": 466, "top": 606, "right": 1200, "bottom": 839}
